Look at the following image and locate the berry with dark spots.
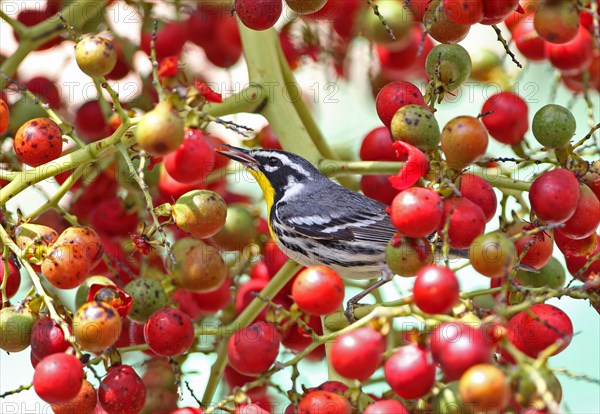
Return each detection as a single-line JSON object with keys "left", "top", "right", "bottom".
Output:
{"left": 144, "top": 308, "right": 194, "bottom": 356}
{"left": 75, "top": 35, "right": 117, "bottom": 78}
{"left": 234, "top": 0, "right": 282, "bottom": 31}
{"left": 0, "top": 98, "right": 9, "bottom": 134}
{"left": 124, "top": 278, "right": 167, "bottom": 323}
{"left": 33, "top": 353, "right": 84, "bottom": 404}
{"left": 54, "top": 226, "right": 104, "bottom": 271}
{"left": 227, "top": 321, "right": 281, "bottom": 376}
{"left": 391, "top": 104, "right": 440, "bottom": 150}
{"left": 291, "top": 266, "right": 344, "bottom": 316}
{"left": 14, "top": 117, "right": 63, "bottom": 167}
{"left": 41, "top": 243, "right": 90, "bottom": 289}
{"left": 73, "top": 301, "right": 123, "bottom": 352}
{"left": 99, "top": 364, "right": 146, "bottom": 414}
{"left": 51, "top": 380, "right": 97, "bottom": 414}
{"left": 0, "top": 306, "right": 36, "bottom": 352}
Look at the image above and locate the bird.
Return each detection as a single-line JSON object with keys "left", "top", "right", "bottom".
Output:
{"left": 217, "top": 145, "right": 404, "bottom": 318}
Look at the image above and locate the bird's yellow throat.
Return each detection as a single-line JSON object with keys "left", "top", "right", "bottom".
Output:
{"left": 247, "top": 169, "right": 277, "bottom": 239}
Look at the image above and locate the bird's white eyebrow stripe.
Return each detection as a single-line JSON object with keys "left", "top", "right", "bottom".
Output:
{"left": 252, "top": 151, "right": 311, "bottom": 176}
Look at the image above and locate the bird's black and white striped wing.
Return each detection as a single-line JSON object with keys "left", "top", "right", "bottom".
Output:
{"left": 275, "top": 188, "right": 396, "bottom": 243}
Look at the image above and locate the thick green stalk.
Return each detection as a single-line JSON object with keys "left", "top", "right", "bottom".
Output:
{"left": 200, "top": 260, "right": 302, "bottom": 405}
{"left": 237, "top": 26, "right": 323, "bottom": 164}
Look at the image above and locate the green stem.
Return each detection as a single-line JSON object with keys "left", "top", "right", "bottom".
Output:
{"left": 202, "top": 339, "right": 228, "bottom": 407}
{"left": 471, "top": 169, "right": 532, "bottom": 192}
{"left": 199, "top": 260, "right": 302, "bottom": 405}
{"left": 0, "top": 119, "right": 133, "bottom": 205}
{"left": 318, "top": 159, "right": 405, "bottom": 176}
{"left": 238, "top": 26, "right": 323, "bottom": 165}
{"left": 207, "top": 84, "right": 267, "bottom": 117}
{"left": 24, "top": 165, "right": 84, "bottom": 220}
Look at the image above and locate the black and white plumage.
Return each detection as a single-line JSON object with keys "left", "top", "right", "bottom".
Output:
{"left": 217, "top": 145, "right": 397, "bottom": 280}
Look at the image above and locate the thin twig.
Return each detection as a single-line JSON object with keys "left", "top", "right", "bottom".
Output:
{"left": 492, "top": 24, "right": 522, "bottom": 68}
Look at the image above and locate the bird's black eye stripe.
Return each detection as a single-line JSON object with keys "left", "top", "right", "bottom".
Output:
{"left": 267, "top": 157, "right": 281, "bottom": 167}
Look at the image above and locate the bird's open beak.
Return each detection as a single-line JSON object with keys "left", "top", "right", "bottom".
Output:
{"left": 216, "top": 144, "right": 258, "bottom": 168}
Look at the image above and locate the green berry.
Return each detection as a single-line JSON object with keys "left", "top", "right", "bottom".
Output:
{"left": 391, "top": 104, "right": 440, "bottom": 150}
{"left": 532, "top": 104, "right": 576, "bottom": 148}
{"left": 124, "top": 278, "right": 167, "bottom": 323}
{"left": 426, "top": 44, "right": 472, "bottom": 93}
{"left": 0, "top": 306, "right": 36, "bottom": 352}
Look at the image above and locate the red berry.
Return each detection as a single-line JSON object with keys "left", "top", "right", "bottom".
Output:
{"left": 375, "top": 81, "right": 427, "bottom": 129}
{"left": 0, "top": 257, "right": 20, "bottom": 301}
{"left": 24, "top": 76, "right": 61, "bottom": 109}
{"left": 0, "top": 98, "right": 8, "bottom": 135}
{"left": 235, "top": 404, "right": 269, "bottom": 414}
{"left": 506, "top": 303, "right": 573, "bottom": 359}
{"left": 560, "top": 184, "right": 600, "bottom": 240}
{"left": 164, "top": 128, "right": 216, "bottom": 184}
{"left": 430, "top": 322, "right": 494, "bottom": 381}
{"left": 297, "top": 390, "right": 352, "bottom": 414}
{"left": 413, "top": 265, "right": 460, "bottom": 315}
{"left": 384, "top": 344, "right": 436, "bottom": 399}
{"left": 330, "top": 326, "right": 386, "bottom": 381}
{"left": 33, "top": 353, "right": 84, "bottom": 404}
{"left": 291, "top": 266, "right": 345, "bottom": 316}
{"left": 364, "top": 400, "right": 410, "bottom": 414}
{"left": 513, "top": 19, "right": 547, "bottom": 61}
{"left": 228, "top": 322, "right": 281, "bottom": 375}
{"left": 141, "top": 21, "right": 188, "bottom": 61}
{"left": 443, "top": 0, "right": 484, "bottom": 25}
{"left": 15, "top": 8, "right": 62, "bottom": 50}
{"left": 360, "top": 175, "right": 400, "bottom": 205}
{"left": 459, "top": 173, "right": 497, "bottom": 222}
{"left": 90, "top": 198, "right": 138, "bottom": 237}
{"left": 481, "top": 91, "right": 529, "bottom": 145}
{"left": 390, "top": 187, "right": 443, "bottom": 238}
{"left": 235, "top": 0, "right": 282, "bottom": 31}
{"left": 235, "top": 278, "right": 270, "bottom": 320}
{"left": 192, "top": 277, "right": 233, "bottom": 315}
{"left": 99, "top": 365, "right": 146, "bottom": 414}
{"left": 30, "top": 316, "right": 70, "bottom": 360}
{"left": 14, "top": 118, "right": 63, "bottom": 167}
{"left": 144, "top": 308, "right": 194, "bottom": 356}
{"left": 480, "top": 0, "right": 519, "bottom": 25}
{"left": 529, "top": 169, "right": 580, "bottom": 224}
{"left": 359, "top": 127, "right": 396, "bottom": 161}
{"left": 439, "top": 197, "right": 487, "bottom": 249}
{"left": 74, "top": 100, "right": 110, "bottom": 142}
{"left": 508, "top": 222, "right": 554, "bottom": 269}
{"left": 545, "top": 26, "right": 594, "bottom": 73}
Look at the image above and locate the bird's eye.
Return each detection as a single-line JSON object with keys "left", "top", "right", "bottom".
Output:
{"left": 267, "top": 157, "right": 281, "bottom": 167}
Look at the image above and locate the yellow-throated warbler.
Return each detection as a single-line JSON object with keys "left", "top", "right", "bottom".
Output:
{"left": 218, "top": 145, "right": 398, "bottom": 281}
